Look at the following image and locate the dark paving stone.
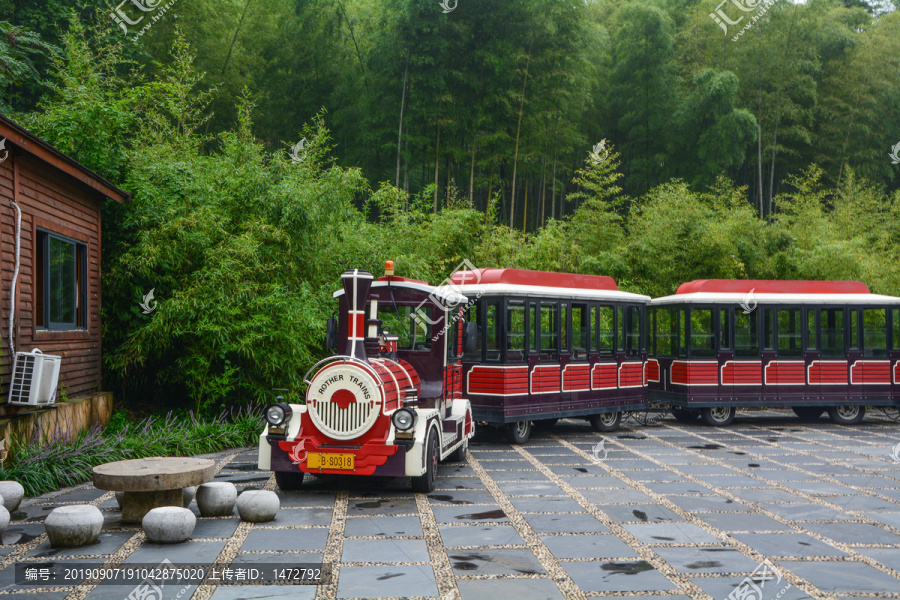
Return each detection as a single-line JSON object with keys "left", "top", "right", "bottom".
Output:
{"left": 192, "top": 518, "right": 240, "bottom": 539}
{"left": 341, "top": 538, "right": 430, "bottom": 563}
{"left": 696, "top": 475, "right": 775, "bottom": 488}
{"left": 210, "top": 585, "right": 316, "bottom": 600}
{"left": 562, "top": 476, "right": 629, "bottom": 489}
{"left": 51, "top": 488, "right": 109, "bottom": 503}
{"left": 229, "top": 551, "right": 322, "bottom": 566}
{"left": 336, "top": 565, "right": 437, "bottom": 599}
{"left": 562, "top": 560, "right": 676, "bottom": 593}
{"left": 758, "top": 503, "right": 860, "bottom": 522}
{"left": 726, "top": 488, "right": 807, "bottom": 503}
{"left": 691, "top": 575, "right": 812, "bottom": 600}
{"left": 507, "top": 497, "right": 585, "bottom": 513}
{"left": 495, "top": 481, "right": 564, "bottom": 495}
{"left": 653, "top": 546, "right": 760, "bottom": 574}
{"left": 0, "top": 593, "right": 70, "bottom": 600}
{"left": 125, "top": 540, "right": 227, "bottom": 564}
{"left": 547, "top": 464, "right": 609, "bottom": 476}
{"left": 489, "top": 470, "right": 551, "bottom": 482}
{"left": 268, "top": 508, "right": 332, "bottom": 527}
{"left": 0, "top": 562, "right": 77, "bottom": 592}
{"left": 84, "top": 585, "right": 197, "bottom": 600}
{"left": 827, "top": 493, "right": 900, "bottom": 512}
{"left": 457, "top": 578, "right": 563, "bottom": 600}
{"left": 747, "top": 470, "right": 819, "bottom": 481}
{"left": 344, "top": 516, "right": 422, "bottom": 538}
{"left": 581, "top": 489, "right": 656, "bottom": 504}
{"left": 27, "top": 531, "right": 133, "bottom": 558}
{"left": 695, "top": 512, "right": 792, "bottom": 532}
{"left": 604, "top": 460, "right": 663, "bottom": 471}
{"left": 788, "top": 560, "right": 900, "bottom": 593}
{"left": 812, "top": 522, "right": 900, "bottom": 545}
{"left": 431, "top": 506, "right": 507, "bottom": 524}
{"left": 668, "top": 496, "right": 752, "bottom": 512}
{"left": 540, "top": 534, "right": 638, "bottom": 559}
{"left": 434, "top": 477, "right": 485, "bottom": 490}
{"left": 524, "top": 513, "right": 610, "bottom": 534}
{"left": 272, "top": 492, "right": 336, "bottom": 508}
{"left": 868, "top": 512, "right": 900, "bottom": 529}
{"left": 675, "top": 465, "right": 741, "bottom": 476}
{"left": 436, "top": 465, "right": 477, "bottom": 477}
{"left": 623, "top": 523, "right": 721, "bottom": 546}
{"left": 629, "top": 470, "right": 687, "bottom": 483}
{"left": 780, "top": 481, "right": 854, "bottom": 495}
{"left": 601, "top": 505, "right": 683, "bottom": 523}
{"left": 478, "top": 459, "right": 530, "bottom": 469}
{"left": 439, "top": 525, "right": 525, "bottom": 547}
{"left": 449, "top": 547, "right": 545, "bottom": 576}
{"left": 427, "top": 490, "right": 497, "bottom": 506}
{"left": 642, "top": 482, "right": 712, "bottom": 495}
{"left": 241, "top": 529, "right": 328, "bottom": 552}
{"left": 2, "top": 523, "right": 47, "bottom": 545}
{"left": 858, "top": 547, "right": 900, "bottom": 572}
{"left": 733, "top": 533, "right": 847, "bottom": 558}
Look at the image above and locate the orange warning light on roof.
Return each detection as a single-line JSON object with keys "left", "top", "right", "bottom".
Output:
{"left": 384, "top": 260, "right": 395, "bottom": 276}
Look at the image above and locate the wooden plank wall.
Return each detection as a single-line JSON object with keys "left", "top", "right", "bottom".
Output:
{"left": 0, "top": 154, "right": 103, "bottom": 398}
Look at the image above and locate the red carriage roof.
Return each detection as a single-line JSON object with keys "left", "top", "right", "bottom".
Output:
{"left": 675, "top": 280, "right": 870, "bottom": 295}
{"left": 449, "top": 268, "right": 618, "bottom": 291}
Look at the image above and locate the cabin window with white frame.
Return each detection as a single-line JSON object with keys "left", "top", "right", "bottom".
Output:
{"left": 623, "top": 306, "right": 641, "bottom": 357}
{"left": 863, "top": 308, "right": 887, "bottom": 357}
{"left": 654, "top": 306, "right": 677, "bottom": 356}
{"left": 463, "top": 303, "right": 480, "bottom": 361}
{"left": 485, "top": 301, "right": 500, "bottom": 361}
{"left": 539, "top": 302, "right": 558, "bottom": 360}
{"left": 806, "top": 310, "right": 817, "bottom": 350}
{"left": 689, "top": 308, "right": 715, "bottom": 357}
{"left": 719, "top": 309, "right": 731, "bottom": 350}
{"left": 506, "top": 301, "right": 526, "bottom": 362}
{"left": 734, "top": 310, "right": 758, "bottom": 357}
{"left": 850, "top": 309, "right": 860, "bottom": 350}
{"left": 35, "top": 230, "right": 87, "bottom": 330}
{"left": 560, "top": 303, "right": 569, "bottom": 352}
{"left": 777, "top": 308, "right": 802, "bottom": 357}
{"left": 383, "top": 304, "right": 432, "bottom": 350}
{"left": 892, "top": 309, "right": 900, "bottom": 350}
{"left": 819, "top": 308, "right": 845, "bottom": 357}
{"left": 763, "top": 308, "right": 775, "bottom": 350}
{"left": 596, "top": 305, "right": 614, "bottom": 355}
{"left": 571, "top": 304, "right": 589, "bottom": 360}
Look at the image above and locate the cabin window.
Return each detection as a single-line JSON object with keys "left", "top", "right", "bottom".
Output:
{"left": 850, "top": 309, "right": 860, "bottom": 350}
{"left": 893, "top": 309, "right": 900, "bottom": 350}
{"left": 777, "top": 308, "right": 802, "bottom": 357}
{"left": 530, "top": 303, "right": 538, "bottom": 354}
{"left": 506, "top": 301, "right": 526, "bottom": 362}
{"left": 719, "top": 309, "right": 731, "bottom": 350}
{"left": 819, "top": 308, "right": 845, "bottom": 357}
{"left": 678, "top": 307, "right": 687, "bottom": 357}
{"left": 763, "top": 308, "right": 775, "bottom": 350}
{"left": 597, "top": 305, "right": 614, "bottom": 355}
{"left": 734, "top": 310, "right": 758, "bottom": 357}
{"left": 383, "top": 304, "right": 432, "bottom": 350}
{"left": 624, "top": 306, "right": 641, "bottom": 357}
{"left": 463, "top": 303, "right": 480, "bottom": 361}
{"left": 560, "top": 304, "right": 569, "bottom": 353}
{"left": 35, "top": 230, "right": 87, "bottom": 330}
{"left": 689, "top": 308, "right": 715, "bottom": 357}
{"left": 806, "top": 309, "right": 817, "bottom": 351}
{"left": 485, "top": 301, "right": 500, "bottom": 361}
{"left": 654, "top": 306, "right": 677, "bottom": 356}
{"left": 539, "top": 302, "right": 558, "bottom": 360}
{"left": 863, "top": 308, "right": 887, "bottom": 357}
{"left": 617, "top": 306, "right": 625, "bottom": 353}
{"left": 571, "top": 304, "right": 589, "bottom": 360}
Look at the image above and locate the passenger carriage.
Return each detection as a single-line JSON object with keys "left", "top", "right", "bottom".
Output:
{"left": 648, "top": 279, "right": 900, "bottom": 425}
{"left": 446, "top": 268, "right": 651, "bottom": 443}
{"left": 258, "top": 264, "right": 475, "bottom": 493}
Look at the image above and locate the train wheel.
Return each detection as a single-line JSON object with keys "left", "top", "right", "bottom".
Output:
{"left": 792, "top": 407, "right": 825, "bottom": 422}
{"left": 589, "top": 411, "right": 621, "bottom": 432}
{"left": 446, "top": 437, "right": 468, "bottom": 463}
{"left": 274, "top": 471, "right": 305, "bottom": 491}
{"left": 534, "top": 418, "right": 559, "bottom": 431}
{"left": 412, "top": 429, "right": 439, "bottom": 493}
{"left": 671, "top": 408, "right": 700, "bottom": 423}
{"left": 700, "top": 406, "right": 735, "bottom": 426}
{"left": 828, "top": 405, "right": 865, "bottom": 425}
{"left": 504, "top": 420, "right": 532, "bottom": 444}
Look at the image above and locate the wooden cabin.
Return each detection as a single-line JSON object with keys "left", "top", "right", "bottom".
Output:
{"left": 0, "top": 115, "right": 130, "bottom": 399}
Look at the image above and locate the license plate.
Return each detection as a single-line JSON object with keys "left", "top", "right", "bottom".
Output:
{"left": 307, "top": 453, "right": 354, "bottom": 470}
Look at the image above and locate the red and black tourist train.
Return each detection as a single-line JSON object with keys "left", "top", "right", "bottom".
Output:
{"left": 258, "top": 265, "right": 900, "bottom": 489}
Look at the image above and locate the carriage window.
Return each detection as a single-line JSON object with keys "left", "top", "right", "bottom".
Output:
{"left": 530, "top": 303, "right": 538, "bottom": 354}
{"left": 690, "top": 308, "right": 715, "bottom": 357}
{"left": 893, "top": 309, "right": 900, "bottom": 350}
{"left": 720, "top": 309, "right": 731, "bottom": 350}
{"left": 463, "top": 303, "right": 480, "bottom": 361}
{"left": 572, "top": 304, "right": 589, "bottom": 360}
{"left": 617, "top": 306, "right": 625, "bottom": 353}
{"left": 624, "top": 306, "right": 641, "bottom": 357}
{"left": 734, "top": 310, "right": 758, "bottom": 357}
{"left": 485, "top": 301, "right": 500, "bottom": 361}
{"left": 863, "top": 308, "right": 887, "bottom": 357}
{"left": 850, "top": 309, "right": 859, "bottom": 350}
{"left": 386, "top": 305, "right": 432, "bottom": 350}
{"left": 597, "top": 305, "right": 614, "bottom": 355}
{"left": 777, "top": 308, "right": 802, "bottom": 357}
{"left": 763, "top": 308, "right": 774, "bottom": 350}
{"left": 806, "top": 309, "right": 817, "bottom": 350}
{"left": 654, "top": 306, "right": 677, "bottom": 356}
{"left": 560, "top": 304, "right": 569, "bottom": 353}
{"left": 506, "top": 301, "right": 526, "bottom": 362}
{"left": 819, "top": 308, "right": 844, "bottom": 357}
{"left": 539, "top": 302, "right": 558, "bottom": 360}
{"left": 679, "top": 307, "right": 687, "bottom": 357}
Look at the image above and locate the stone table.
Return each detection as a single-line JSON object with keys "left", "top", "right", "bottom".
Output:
{"left": 93, "top": 457, "right": 216, "bottom": 524}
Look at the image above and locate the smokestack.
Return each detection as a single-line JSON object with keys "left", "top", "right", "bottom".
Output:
{"left": 341, "top": 270, "right": 373, "bottom": 360}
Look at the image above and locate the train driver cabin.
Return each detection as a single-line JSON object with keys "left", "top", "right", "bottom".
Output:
{"left": 648, "top": 279, "right": 900, "bottom": 426}
{"left": 0, "top": 115, "right": 129, "bottom": 399}
{"left": 448, "top": 268, "right": 651, "bottom": 443}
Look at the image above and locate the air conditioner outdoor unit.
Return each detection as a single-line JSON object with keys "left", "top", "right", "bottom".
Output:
{"left": 7, "top": 348, "right": 61, "bottom": 406}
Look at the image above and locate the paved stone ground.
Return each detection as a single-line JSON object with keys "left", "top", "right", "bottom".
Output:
{"left": 2, "top": 409, "right": 900, "bottom": 600}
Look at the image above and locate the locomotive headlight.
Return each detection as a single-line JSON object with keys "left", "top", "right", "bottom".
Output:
{"left": 392, "top": 408, "right": 417, "bottom": 431}
{"left": 265, "top": 402, "right": 292, "bottom": 427}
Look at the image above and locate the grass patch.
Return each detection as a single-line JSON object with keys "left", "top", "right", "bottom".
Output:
{"left": 0, "top": 406, "right": 262, "bottom": 498}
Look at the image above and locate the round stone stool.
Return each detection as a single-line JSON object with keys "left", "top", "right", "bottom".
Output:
{"left": 44, "top": 505, "right": 103, "bottom": 548}
{"left": 0, "top": 505, "right": 9, "bottom": 534}
{"left": 182, "top": 486, "right": 196, "bottom": 507}
{"left": 0, "top": 482, "right": 24, "bottom": 512}
{"left": 142, "top": 507, "right": 196, "bottom": 544}
{"left": 236, "top": 490, "right": 279, "bottom": 523}
{"left": 196, "top": 482, "right": 237, "bottom": 517}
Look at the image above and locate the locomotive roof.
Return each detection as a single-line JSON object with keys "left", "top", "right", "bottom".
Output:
{"left": 653, "top": 279, "right": 900, "bottom": 306}
{"left": 332, "top": 278, "right": 468, "bottom": 305}
{"left": 445, "top": 269, "right": 649, "bottom": 303}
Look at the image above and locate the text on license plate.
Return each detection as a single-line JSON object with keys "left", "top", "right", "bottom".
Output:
{"left": 307, "top": 453, "right": 354, "bottom": 470}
